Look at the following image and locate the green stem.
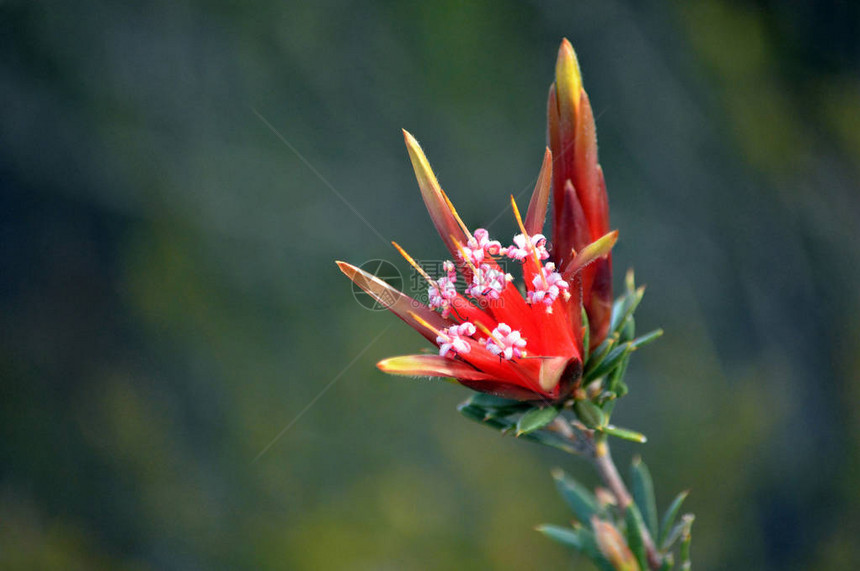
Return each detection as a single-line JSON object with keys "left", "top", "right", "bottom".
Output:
{"left": 592, "top": 435, "right": 662, "bottom": 571}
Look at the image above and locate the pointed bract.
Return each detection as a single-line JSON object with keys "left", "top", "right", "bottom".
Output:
{"left": 563, "top": 230, "right": 618, "bottom": 279}
{"left": 377, "top": 354, "right": 497, "bottom": 381}
{"left": 548, "top": 41, "right": 613, "bottom": 347}
{"left": 556, "top": 38, "right": 583, "bottom": 123}
{"left": 525, "top": 148, "right": 553, "bottom": 235}
{"left": 336, "top": 261, "right": 452, "bottom": 343}
{"left": 402, "top": 130, "right": 469, "bottom": 261}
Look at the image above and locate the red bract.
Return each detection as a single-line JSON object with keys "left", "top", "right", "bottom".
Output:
{"left": 337, "top": 40, "right": 616, "bottom": 402}
{"left": 548, "top": 39, "right": 613, "bottom": 349}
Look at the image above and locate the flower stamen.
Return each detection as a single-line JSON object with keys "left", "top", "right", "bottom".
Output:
{"left": 393, "top": 241, "right": 458, "bottom": 317}
{"left": 485, "top": 323, "right": 527, "bottom": 360}
{"left": 510, "top": 196, "right": 549, "bottom": 290}
{"left": 436, "top": 322, "right": 477, "bottom": 358}
{"left": 465, "top": 263, "right": 510, "bottom": 300}
{"left": 527, "top": 262, "right": 570, "bottom": 310}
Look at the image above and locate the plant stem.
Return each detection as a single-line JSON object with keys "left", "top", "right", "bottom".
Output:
{"left": 592, "top": 435, "right": 662, "bottom": 571}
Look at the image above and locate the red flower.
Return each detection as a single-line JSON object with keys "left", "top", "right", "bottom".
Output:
{"left": 337, "top": 40, "right": 616, "bottom": 401}
{"left": 548, "top": 39, "right": 613, "bottom": 349}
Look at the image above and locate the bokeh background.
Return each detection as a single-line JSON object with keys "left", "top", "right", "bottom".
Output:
{"left": 2, "top": 1, "right": 859, "bottom": 569}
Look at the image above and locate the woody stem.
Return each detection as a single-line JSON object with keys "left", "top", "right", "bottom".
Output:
{"left": 592, "top": 435, "right": 662, "bottom": 570}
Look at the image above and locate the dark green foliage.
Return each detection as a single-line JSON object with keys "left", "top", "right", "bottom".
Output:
{"left": 541, "top": 459, "right": 694, "bottom": 571}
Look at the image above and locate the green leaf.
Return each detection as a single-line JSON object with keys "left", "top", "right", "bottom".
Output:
{"left": 601, "top": 424, "right": 647, "bottom": 443}
{"left": 662, "top": 514, "right": 694, "bottom": 552}
{"left": 620, "top": 315, "right": 635, "bottom": 343}
{"left": 463, "top": 394, "right": 532, "bottom": 419}
{"left": 631, "top": 457, "right": 659, "bottom": 539}
{"left": 573, "top": 400, "right": 606, "bottom": 428}
{"left": 516, "top": 406, "right": 559, "bottom": 436}
{"left": 521, "top": 430, "right": 583, "bottom": 455}
{"left": 457, "top": 404, "right": 513, "bottom": 432}
{"left": 659, "top": 490, "right": 689, "bottom": 545}
{"left": 536, "top": 524, "right": 586, "bottom": 550}
{"left": 581, "top": 306, "right": 591, "bottom": 363}
{"left": 467, "top": 393, "right": 526, "bottom": 409}
{"left": 660, "top": 553, "right": 675, "bottom": 571}
{"left": 537, "top": 525, "right": 614, "bottom": 571}
{"left": 610, "top": 285, "right": 644, "bottom": 333}
{"left": 586, "top": 343, "right": 633, "bottom": 381}
{"left": 630, "top": 328, "right": 663, "bottom": 349}
{"left": 606, "top": 350, "right": 630, "bottom": 395}
{"left": 552, "top": 469, "right": 601, "bottom": 524}
{"left": 584, "top": 334, "right": 618, "bottom": 376}
{"left": 624, "top": 503, "right": 649, "bottom": 571}
{"left": 457, "top": 403, "right": 488, "bottom": 423}
{"left": 459, "top": 404, "right": 587, "bottom": 454}
{"left": 625, "top": 268, "right": 636, "bottom": 293}
{"left": 680, "top": 515, "right": 694, "bottom": 570}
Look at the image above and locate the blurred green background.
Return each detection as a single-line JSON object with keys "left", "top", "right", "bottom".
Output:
{"left": 2, "top": 1, "right": 859, "bottom": 569}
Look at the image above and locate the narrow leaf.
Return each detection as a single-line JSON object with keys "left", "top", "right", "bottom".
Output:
{"left": 624, "top": 503, "right": 649, "bottom": 571}
{"left": 606, "top": 350, "right": 630, "bottom": 395}
{"left": 601, "top": 424, "right": 647, "bottom": 443}
{"left": 680, "top": 515, "right": 694, "bottom": 570}
{"left": 536, "top": 524, "right": 585, "bottom": 550}
{"left": 466, "top": 394, "right": 532, "bottom": 418}
{"left": 586, "top": 343, "right": 633, "bottom": 381}
{"left": 610, "top": 286, "right": 644, "bottom": 334}
{"left": 457, "top": 404, "right": 513, "bottom": 432}
{"left": 522, "top": 429, "right": 585, "bottom": 455}
{"left": 538, "top": 524, "right": 614, "bottom": 571}
{"left": 467, "top": 393, "right": 524, "bottom": 409}
{"left": 659, "top": 490, "right": 690, "bottom": 545}
{"left": 631, "top": 457, "right": 659, "bottom": 539}
{"left": 625, "top": 268, "right": 636, "bottom": 294}
{"left": 516, "top": 406, "right": 560, "bottom": 436}
{"left": 662, "top": 514, "right": 694, "bottom": 552}
{"left": 552, "top": 469, "right": 601, "bottom": 524}
{"left": 585, "top": 333, "right": 618, "bottom": 375}
{"left": 620, "top": 315, "right": 635, "bottom": 343}
{"left": 459, "top": 404, "right": 585, "bottom": 453}
{"left": 581, "top": 306, "right": 591, "bottom": 364}
{"left": 630, "top": 328, "right": 664, "bottom": 349}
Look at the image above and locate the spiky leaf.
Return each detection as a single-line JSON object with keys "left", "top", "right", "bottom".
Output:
{"left": 552, "top": 469, "right": 601, "bottom": 524}
{"left": 624, "top": 503, "right": 650, "bottom": 571}
{"left": 631, "top": 457, "right": 658, "bottom": 538}
{"left": 659, "top": 491, "right": 689, "bottom": 546}
{"left": 538, "top": 524, "right": 614, "bottom": 571}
